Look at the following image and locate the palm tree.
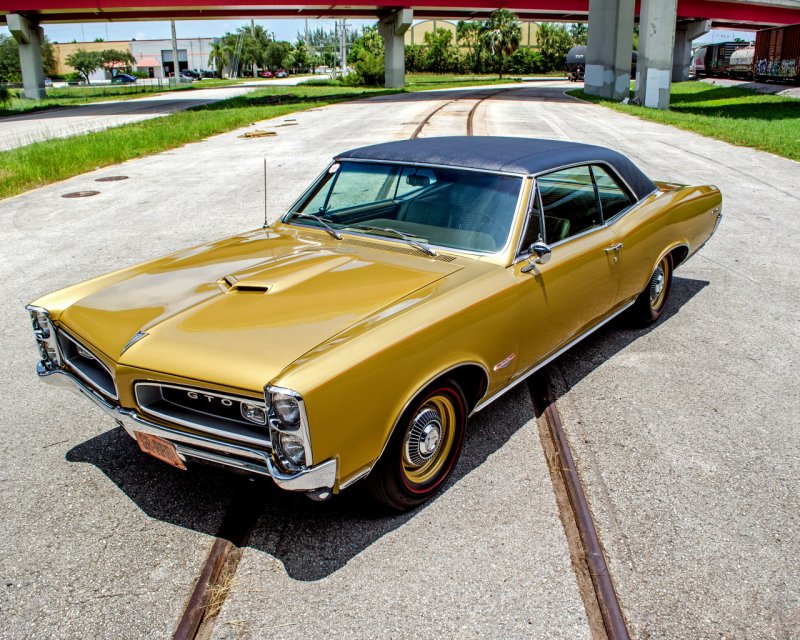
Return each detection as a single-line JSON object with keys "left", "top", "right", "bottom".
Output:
{"left": 457, "top": 21, "right": 483, "bottom": 73}
{"left": 482, "top": 9, "right": 522, "bottom": 79}
{"left": 208, "top": 40, "right": 232, "bottom": 77}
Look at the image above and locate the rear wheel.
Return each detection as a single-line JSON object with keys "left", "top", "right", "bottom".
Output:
{"left": 366, "top": 380, "right": 467, "bottom": 512}
{"left": 629, "top": 253, "right": 673, "bottom": 325}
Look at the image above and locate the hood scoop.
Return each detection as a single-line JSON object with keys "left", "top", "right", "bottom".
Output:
{"left": 219, "top": 275, "right": 271, "bottom": 294}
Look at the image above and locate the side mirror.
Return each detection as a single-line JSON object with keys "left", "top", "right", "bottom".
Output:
{"left": 530, "top": 241, "right": 552, "bottom": 264}
{"left": 521, "top": 242, "right": 552, "bottom": 273}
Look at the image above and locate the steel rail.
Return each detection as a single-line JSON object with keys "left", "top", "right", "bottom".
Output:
{"left": 530, "top": 379, "right": 630, "bottom": 640}
{"left": 173, "top": 481, "right": 262, "bottom": 640}
{"left": 411, "top": 86, "right": 519, "bottom": 139}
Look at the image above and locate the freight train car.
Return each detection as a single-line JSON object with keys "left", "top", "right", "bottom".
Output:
{"left": 690, "top": 41, "right": 751, "bottom": 77}
{"left": 565, "top": 45, "right": 637, "bottom": 82}
{"left": 754, "top": 23, "right": 800, "bottom": 83}
{"left": 728, "top": 45, "right": 755, "bottom": 79}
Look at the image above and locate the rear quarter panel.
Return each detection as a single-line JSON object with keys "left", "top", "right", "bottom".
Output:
{"left": 612, "top": 184, "right": 721, "bottom": 302}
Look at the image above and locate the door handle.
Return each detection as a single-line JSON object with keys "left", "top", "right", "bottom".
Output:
{"left": 604, "top": 243, "right": 623, "bottom": 262}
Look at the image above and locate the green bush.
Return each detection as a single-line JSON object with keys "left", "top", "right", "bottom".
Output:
{"left": 353, "top": 51, "right": 385, "bottom": 85}
{"left": 64, "top": 72, "right": 83, "bottom": 84}
{"left": 0, "top": 85, "right": 11, "bottom": 107}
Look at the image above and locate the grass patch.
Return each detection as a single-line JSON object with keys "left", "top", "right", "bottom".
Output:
{"left": 0, "top": 85, "right": 398, "bottom": 198}
{"left": 0, "top": 74, "right": 540, "bottom": 199}
{"left": 569, "top": 81, "right": 800, "bottom": 162}
{"left": 1, "top": 78, "right": 261, "bottom": 116}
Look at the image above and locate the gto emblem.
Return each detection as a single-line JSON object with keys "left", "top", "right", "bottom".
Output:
{"left": 493, "top": 354, "right": 516, "bottom": 371}
{"left": 187, "top": 391, "right": 233, "bottom": 406}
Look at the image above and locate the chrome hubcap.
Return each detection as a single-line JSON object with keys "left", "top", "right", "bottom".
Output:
{"left": 650, "top": 267, "right": 665, "bottom": 303}
{"left": 405, "top": 408, "right": 442, "bottom": 466}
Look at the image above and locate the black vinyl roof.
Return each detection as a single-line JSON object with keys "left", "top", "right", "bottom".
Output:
{"left": 336, "top": 136, "right": 657, "bottom": 200}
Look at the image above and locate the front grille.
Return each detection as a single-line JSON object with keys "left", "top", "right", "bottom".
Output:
{"left": 135, "top": 382, "right": 272, "bottom": 448}
{"left": 56, "top": 330, "right": 118, "bottom": 399}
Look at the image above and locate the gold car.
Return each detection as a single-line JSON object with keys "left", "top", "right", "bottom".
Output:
{"left": 28, "top": 137, "right": 722, "bottom": 511}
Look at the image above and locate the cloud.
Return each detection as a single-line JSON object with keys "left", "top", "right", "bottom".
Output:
{"left": 134, "top": 30, "right": 147, "bottom": 40}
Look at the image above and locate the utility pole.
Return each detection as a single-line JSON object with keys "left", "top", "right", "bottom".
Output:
{"left": 339, "top": 19, "right": 347, "bottom": 76}
{"left": 170, "top": 20, "right": 181, "bottom": 84}
{"left": 251, "top": 19, "right": 257, "bottom": 78}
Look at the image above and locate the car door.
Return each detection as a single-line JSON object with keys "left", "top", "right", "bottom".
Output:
{"left": 511, "top": 165, "right": 623, "bottom": 371}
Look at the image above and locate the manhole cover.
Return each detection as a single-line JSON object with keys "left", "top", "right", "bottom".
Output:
{"left": 62, "top": 190, "right": 100, "bottom": 198}
{"left": 95, "top": 175, "right": 129, "bottom": 182}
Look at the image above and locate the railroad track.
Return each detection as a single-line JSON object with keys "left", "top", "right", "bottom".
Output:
{"left": 173, "top": 85, "right": 630, "bottom": 640}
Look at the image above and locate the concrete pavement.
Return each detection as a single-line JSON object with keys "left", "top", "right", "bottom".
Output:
{"left": 0, "top": 81, "right": 797, "bottom": 638}
{"left": 0, "top": 75, "right": 310, "bottom": 151}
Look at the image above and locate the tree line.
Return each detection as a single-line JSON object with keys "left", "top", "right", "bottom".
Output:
{"left": 349, "top": 11, "right": 586, "bottom": 85}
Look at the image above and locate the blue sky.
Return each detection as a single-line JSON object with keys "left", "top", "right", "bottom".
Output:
{"left": 26, "top": 19, "right": 376, "bottom": 44}
{"left": 1, "top": 19, "right": 753, "bottom": 46}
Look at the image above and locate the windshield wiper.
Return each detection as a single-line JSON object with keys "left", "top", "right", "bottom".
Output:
{"left": 290, "top": 212, "right": 342, "bottom": 240}
{"left": 350, "top": 224, "right": 437, "bottom": 257}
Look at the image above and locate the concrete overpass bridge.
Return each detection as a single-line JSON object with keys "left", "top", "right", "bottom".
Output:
{"left": 4, "top": 0, "right": 800, "bottom": 107}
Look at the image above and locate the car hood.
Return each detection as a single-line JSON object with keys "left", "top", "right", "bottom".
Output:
{"left": 58, "top": 227, "right": 463, "bottom": 392}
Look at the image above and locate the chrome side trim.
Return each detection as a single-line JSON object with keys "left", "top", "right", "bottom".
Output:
{"left": 338, "top": 467, "right": 372, "bottom": 490}
{"left": 472, "top": 298, "right": 636, "bottom": 414}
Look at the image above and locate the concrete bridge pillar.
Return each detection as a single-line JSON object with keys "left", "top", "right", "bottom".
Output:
{"left": 635, "top": 0, "right": 678, "bottom": 109}
{"left": 379, "top": 8, "right": 413, "bottom": 89}
{"left": 584, "top": 0, "right": 635, "bottom": 101}
{"left": 7, "top": 13, "right": 46, "bottom": 100}
{"left": 673, "top": 19, "right": 711, "bottom": 82}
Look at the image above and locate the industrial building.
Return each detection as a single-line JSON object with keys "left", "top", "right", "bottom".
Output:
{"left": 50, "top": 37, "right": 215, "bottom": 81}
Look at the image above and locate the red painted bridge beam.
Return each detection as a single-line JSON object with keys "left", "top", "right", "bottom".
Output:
{"left": 0, "top": 0, "right": 798, "bottom": 25}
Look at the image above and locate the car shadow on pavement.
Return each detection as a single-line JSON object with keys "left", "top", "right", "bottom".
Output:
{"left": 66, "top": 274, "right": 708, "bottom": 581}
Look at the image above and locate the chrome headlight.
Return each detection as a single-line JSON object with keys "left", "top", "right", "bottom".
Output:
{"left": 265, "top": 386, "right": 312, "bottom": 471}
{"left": 27, "top": 305, "right": 61, "bottom": 369}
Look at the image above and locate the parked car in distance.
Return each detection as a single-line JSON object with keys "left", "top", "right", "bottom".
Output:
{"left": 275, "top": 69, "right": 288, "bottom": 78}
{"left": 201, "top": 69, "right": 216, "bottom": 78}
{"left": 180, "top": 69, "right": 201, "bottom": 80}
{"left": 260, "top": 70, "right": 274, "bottom": 78}
{"left": 27, "top": 137, "right": 722, "bottom": 512}
{"left": 110, "top": 74, "right": 136, "bottom": 84}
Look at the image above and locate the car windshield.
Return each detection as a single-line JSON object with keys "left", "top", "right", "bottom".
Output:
{"left": 287, "top": 161, "right": 523, "bottom": 253}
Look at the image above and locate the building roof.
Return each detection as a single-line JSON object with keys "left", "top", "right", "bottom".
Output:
{"left": 336, "top": 136, "right": 657, "bottom": 199}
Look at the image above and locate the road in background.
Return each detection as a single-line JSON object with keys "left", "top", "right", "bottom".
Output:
{"left": 0, "top": 76, "right": 311, "bottom": 151}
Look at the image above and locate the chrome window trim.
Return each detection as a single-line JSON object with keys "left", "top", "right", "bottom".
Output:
{"left": 134, "top": 381, "right": 272, "bottom": 449}
{"left": 513, "top": 160, "right": 660, "bottom": 261}
{"left": 282, "top": 159, "right": 527, "bottom": 259}
{"left": 58, "top": 329, "right": 118, "bottom": 400}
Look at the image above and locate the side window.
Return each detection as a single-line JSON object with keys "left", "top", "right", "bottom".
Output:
{"left": 519, "top": 186, "right": 542, "bottom": 251}
{"left": 591, "top": 165, "right": 634, "bottom": 220}
{"left": 537, "top": 165, "right": 600, "bottom": 243}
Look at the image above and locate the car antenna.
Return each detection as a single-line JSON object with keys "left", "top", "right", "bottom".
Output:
{"left": 263, "top": 157, "right": 268, "bottom": 228}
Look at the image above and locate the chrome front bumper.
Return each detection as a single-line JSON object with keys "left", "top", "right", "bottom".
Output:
{"left": 37, "top": 363, "right": 337, "bottom": 497}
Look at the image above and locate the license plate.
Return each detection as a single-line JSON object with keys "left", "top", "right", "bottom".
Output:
{"left": 136, "top": 432, "right": 186, "bottom": 470}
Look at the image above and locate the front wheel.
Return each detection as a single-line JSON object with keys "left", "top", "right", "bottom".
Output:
{"left": 629, "top": 253, "right": 673, "bottom": 326}
{"left": 366, "top": 380, "right": 467, "bottom": 512}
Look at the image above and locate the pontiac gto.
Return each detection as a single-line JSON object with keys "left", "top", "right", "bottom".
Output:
{"left": 28, "top": 137, "right": 722, "bottom": 511}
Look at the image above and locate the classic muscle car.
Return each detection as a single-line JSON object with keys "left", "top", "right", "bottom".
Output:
{"left": 28, "top": 137, "right": 722, "bottom": 511}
